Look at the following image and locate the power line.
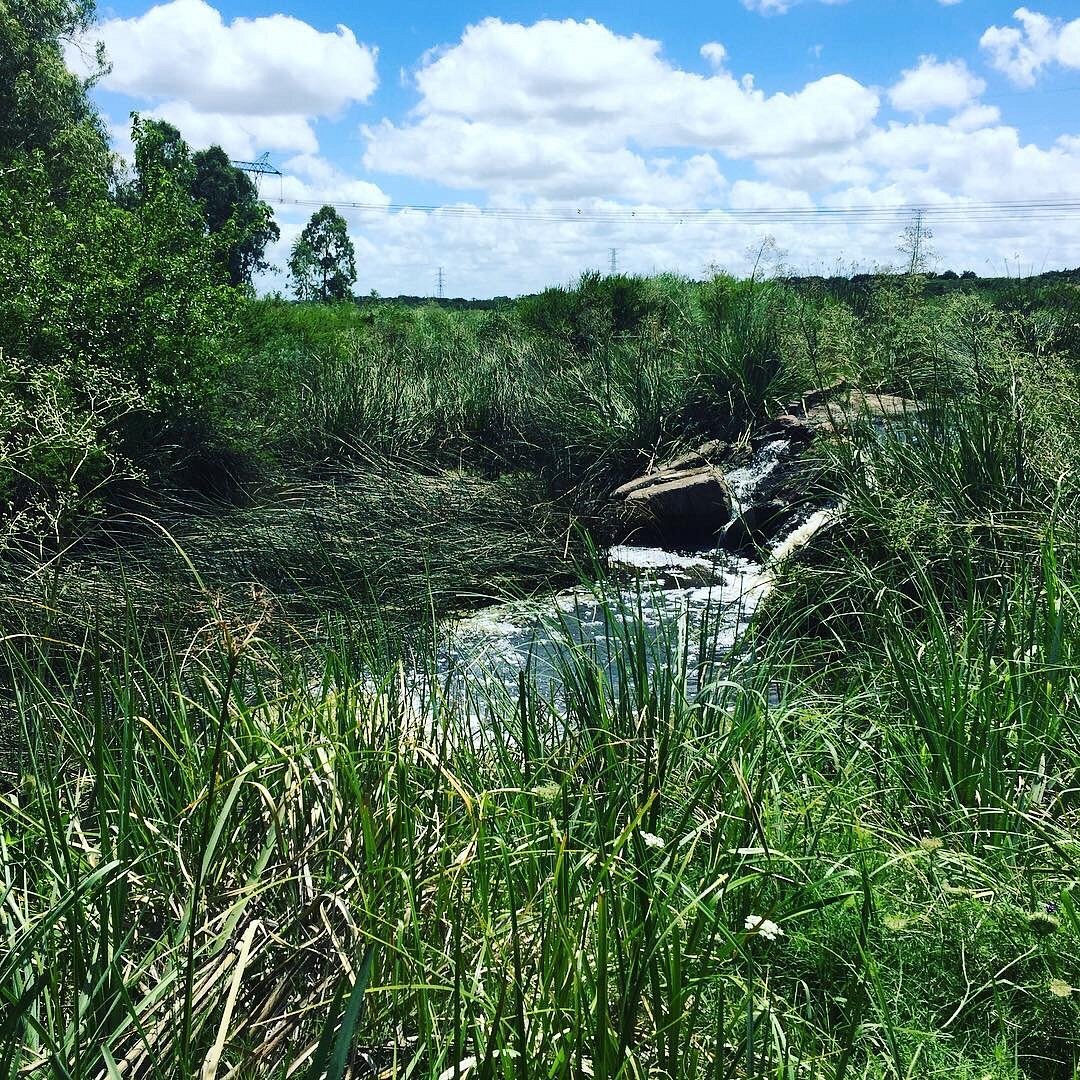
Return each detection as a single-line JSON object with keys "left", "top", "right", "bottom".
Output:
{"left": 264, "top": 193, "right": 1080, "bottom": 226}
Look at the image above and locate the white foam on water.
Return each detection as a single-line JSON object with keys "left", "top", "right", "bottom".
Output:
{"left": 768, "top": 506, "right": 836, "bottom": 563}
{"left": 388, "top": 439, "right": 838, "bottom": 722}
{"left": 608, "top": 545, "right": 722, "bottom": 572}
{"left": 725, "top": 439, "right": 789, "bottom": 513}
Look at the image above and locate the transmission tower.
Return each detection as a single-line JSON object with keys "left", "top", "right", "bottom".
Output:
{"left": 229, "top": 152, "right": 283, "bottom": 197}
{"left": 609, "top": 248, "right": 618, "bottom": 275}
{"left": 436, "top": 267, "right": 445, "bottom": 299}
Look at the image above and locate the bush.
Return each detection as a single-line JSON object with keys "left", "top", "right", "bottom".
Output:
{"left": 0, "top": 129, "right": 241, "bottom": 537}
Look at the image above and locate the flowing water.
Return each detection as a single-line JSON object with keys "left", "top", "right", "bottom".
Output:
{"left": 430, "top": 438, "right": 831, "bottom": 700}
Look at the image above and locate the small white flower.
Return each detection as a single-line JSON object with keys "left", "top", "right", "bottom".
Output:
{"left": 744, "top": 915, "right": 784, "bottom": 941}
{"left": 640, "top": 831, "right": 666, "bottom": 850}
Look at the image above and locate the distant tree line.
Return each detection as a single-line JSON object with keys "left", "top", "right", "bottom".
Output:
{"left": 355, "top": 295, "right": 514, "bottom": 311}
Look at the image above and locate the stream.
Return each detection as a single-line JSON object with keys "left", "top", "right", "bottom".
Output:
{"left": 429, "top": 438, "right": 832, "bottom": 701}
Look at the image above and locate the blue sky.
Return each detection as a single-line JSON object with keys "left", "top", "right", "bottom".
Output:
{"left": 70, "top": 1, "right": 1080, "bottom": 296}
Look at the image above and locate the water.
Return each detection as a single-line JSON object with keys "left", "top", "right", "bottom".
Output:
{"left": 428, "top": 437, "right": 831, "bottom": 701}
{"left": 725, "top": 438, "right": 790, "bottom": 514}
{"left": 437, "top": 552, "right": 770, "bottom": 699}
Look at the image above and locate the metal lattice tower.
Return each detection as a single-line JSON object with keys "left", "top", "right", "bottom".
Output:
{"left": 229, "top": 152, "right": 283, "bottom": 196}
{"left": 609, "top": 248, "right": 618, "bottom": 275}
{"left": 437, "top": 267, "right": 445, "bottom": 299}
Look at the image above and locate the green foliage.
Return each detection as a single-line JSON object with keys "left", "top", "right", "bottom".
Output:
{"left": 693, "top": 274, "right": 793, "bottom": 418}
{"left": 122, "top": 120, "right": 280, "bottom": 288}
{"left": 3, "top": 557, "right": 1080, "bottom": 1077}
{"left": 0, "top": 118, "right": 240, "bottom": 545}
{"left": 518, "top": 271, "right": 664, "bottom": 352}
{"left": 289, "top": 204, "right": 357, "bottom": 302}
{"left": 4, "top": 235, "right": 1080, "bottom": 1078}
{"left": 191, "top": 145, "right": 280, "bottom": 287}
{"left": 130, "top": 115, "right": 192, "bottom": 199}
{"left": 0, "top": 0, "right": 111, "bottom": 191}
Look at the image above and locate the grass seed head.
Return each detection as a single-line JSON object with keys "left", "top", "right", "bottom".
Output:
{"left": 1029, "top": 911, "right": 1061, "bottom": 937}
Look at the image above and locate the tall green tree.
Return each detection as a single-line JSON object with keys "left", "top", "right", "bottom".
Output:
{"left": 131, "top": 116, "right": 191, "bottom": 200}
{"left": 288, "top": 205, "right": 356, "bottom": 302}
{"left": 124, "top": 124, "right": 279, "bottom": 288}
{"left": 2, "top": 105, "right": 240, "bottom": 539}
{"left": 0, "top": 0, "right": 111, "bottom": 194}
{"left": 191, "top": 146, "right": 279, "bottom": 287}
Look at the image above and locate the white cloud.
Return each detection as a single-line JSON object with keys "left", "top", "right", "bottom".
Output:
{"left": 740, "top": 0, "right": 851, "bottom": 14}
{"left": 981, "top": 8, "right": 1080, "bottom": 87}
{"left": 279, "top": 154, "right": 391, "bottom": 207}
{"left": 67, "top": 0, "right": 378, "bottom": 115}
{"left": 69, "top": 5, "right": 1080, "bottom": 295}
{"left": 948, "top": 104, "right": 1001, "bottom": 131}
{"left": 729, "top": 180, "right": 814, "bottom": 209}
{"left": 741, "top": 0, "right": 798, "bottom": 14}
{"left": 889, "top": 56, "right": 985, "bottom": 115}
{"left": 363, "top": 17, "right": 879, "bottom": 198}
{"left": 140, "top": 101, "right": 319, "bottom": 158}
{"left": 364, "top": 117, "right": 729, "bottom": 202}
{"left": 700, "top": 42, "right": 728, "bottom": 68}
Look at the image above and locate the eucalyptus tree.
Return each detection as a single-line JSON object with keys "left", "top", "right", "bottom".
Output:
{"left": 192, "top": 145, "right": 280, "bottom": 287}
{"left": 289, "top": 205, "right": 357, "bottom": 302}
{"left": 0, "top": 0, "right": 111, "bottom": 193}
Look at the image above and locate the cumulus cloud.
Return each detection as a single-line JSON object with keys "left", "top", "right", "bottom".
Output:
{"left": 948, "top": 104, "right": 1001, "bottom": 131}
{"left": 66, "top": 0, "right": 378, "bottom": 157}
{"left": 139, "top": 101, "right": 319, "bottom": 158}
{"left": 347, "top": 14, "right": 1080, "bottom": 293}
{"left": 700, "top": 42, "right": 728, "bottom": 68}
{"left": 363, "top": 17, "right": 879, "bottom": 198}
{"left": 67, "top": 0, "right": 377, "bottom": 114}
{"left": 68, "top": 4, "right": 1080, "bottom": 295}
{"left": 889, "top": 56, "right": 985, "bottom": 115}
{"left": 366, "top": 116, "right": 730, "bottom": 202}
{"left": 981, "top": 8, "right": 1080, "bottom": 86}
{"left": 279, "top": 154, "right": 391, "bottom": 207}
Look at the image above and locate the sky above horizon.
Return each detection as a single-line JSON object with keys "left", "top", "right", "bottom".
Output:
{"left": 67, "top": 1, "right": 1080, "bottom": 297}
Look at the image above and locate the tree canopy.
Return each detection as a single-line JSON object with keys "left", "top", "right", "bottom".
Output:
{"left": 288, "top": 205, "right": 357, "bottom": 302}
{"left": 191, "top": 146, "right": 280, "bottom": 287}
{"left": 0, "top": 0, "right": 112, "bottom": 194}
{"left": 126, "top": 119, "right": 279, "bottom": 289}
{"left": 0, "top": 20, "right": 243, "bottom": 540}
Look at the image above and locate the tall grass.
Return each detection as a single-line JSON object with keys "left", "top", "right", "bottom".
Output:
{"left": 226, "top": 273, "right": 811, "bottom": 488}
{"left": 4, "top": 273, "right": 1080, "bottom": 1077}
{"left": 3, "top": 558, "right": 1080, "bottom": 1077}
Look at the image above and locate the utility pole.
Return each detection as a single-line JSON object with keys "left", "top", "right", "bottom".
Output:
{"left": 609, "top": 248, "right": 618, "bottom": 275}
{"left": 436, "top": 266, "right": 445, "bottom": 299}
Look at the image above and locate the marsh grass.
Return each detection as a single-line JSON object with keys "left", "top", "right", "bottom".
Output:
{"left": 4, "top": 275, "right": 1080, "bottom": 1077}
{"left": 3, "top": 549, "right": 1080, "bottom": 1078}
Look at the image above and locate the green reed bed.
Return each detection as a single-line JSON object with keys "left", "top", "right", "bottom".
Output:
{"left": 3, "top": 552, "right": 1079, "bottom": 1078}
{"left": 3, "top": 277, "right": 1080, "bottom": 1078}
